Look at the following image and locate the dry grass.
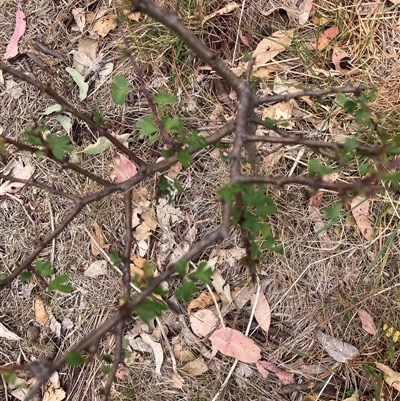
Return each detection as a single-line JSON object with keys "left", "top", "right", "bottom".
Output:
{"left": 0, "top": 0, "right": 400, "bottom": 400}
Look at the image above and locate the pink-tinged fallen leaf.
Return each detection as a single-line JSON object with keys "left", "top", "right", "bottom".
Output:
{"left": 350, "top": 197, "right": 373, "bottom": 241}
{"left": 332, "top": 47, "right": 352, "bottom": 74}
{"left": 209, "top": 327, "right": 261, "bottom": 363}
{"left": 298, "top": 0, "right": 313, "bottom": 25}
{"left": 256, "top": 360, "right": 295, "bottom": 384}
{"left": 375, "top": 362, "right": 400, "bottom": 391}
{"left": 256, "top": 360, "right": 268, "bottom": 378}
{"left": 0, "top": 322, "right": 22, "bottom": 340}
{"left": 110, "top": 154, "right": 137, "bottom": 183}
{"left": 3, "top": 10, "right": 26, "bottom": 60}
{"left": 251, "top": 292, "right": 271, "bottom": 335}
{"left": 170, "top": 373, "right": 184, "bottom": 389}
{"left": 252, "top": 30, "right": 293, "bottom": 65}
{"left": 357, "top": 309, "right": 376, "bottom": 335}
{"left": 315, "top": 330, "right": 360, "bottom": 363}
{"left": 0, "top": 159, "right": 36, "bottom": 195}
{"left": 115, "top": 369, "right": 128, "bottom": 381}
{"left": 190, "top": 309, "right": 219, "bottom": 338}
{"left": 316, "top": 26, "right": 339, "bottom": 50}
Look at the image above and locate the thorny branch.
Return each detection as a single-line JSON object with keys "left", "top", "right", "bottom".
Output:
{"left": 0, "top": 0, "right": 384, "bottom": 399}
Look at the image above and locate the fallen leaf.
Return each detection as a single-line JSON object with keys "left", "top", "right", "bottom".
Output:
{"left": 0, "top": 322, "right": 22, "bottom": 340}
{"left": 66, "top": 67, "right": 89, "bottom": 101}
{"left": 190, "top": 309, "right": 219, "bottom": 338}
{"left": 343, "top": 392, "right": 359, "bottom": 401}
{"left": 173, "top": 343, "right": 195, "bottom": 363}
{"left": 262, "top": 101, "right": 294, "bottom": 129}
{"left": 5, "top": 79, "right": 23, "bottom": 99}
{"left": 252, "top": 30, "right": 293, "bottom": 65}
{"left": 54, "top": 114, "right": 72, "bottom": 135}
{"left": 312, "top": 15, "right": 330, "bottom": 25}
{"left": 93, "top": 14, "right": 117, "bottom": 37}
{"left": 171, "top": 373, "right": 184, "bottom": 389}
{"left": 298, "top": 0, "right": 313, "bottom": 24}
{"left": 316, "top": 26, "right": 340, "bottom": 50}
{"left": 357, "top": 309, "right": 376, "bottom": 335}
{"left": 202, "top": 2, "right": 240, "bottom": 24}
{"left": 0, "top": 158, "right": 35, "bottom": 195}
{"left": 9, "top": 377, "right": 29, "bottom": 400}
{"left": 210, "top": 270, "right": 233, "bottom": 305}
{"left": 124, "top": 9, "right": 141, "bottom": 22}
{"left": 209, "top": 327, "right": 261, "bottom": 363}
{"left": 130, "top": 257, "right": 146, "bottom": 279}
{"left": 351, "top": 197, "right": 373, "bottom": 241}
{"left": 73, "top": 38, "right": 99, "bottom": 76}
{"left": 110, "top": 154, "right": 138, "bottom": 183}
{"left": 182, "top": 357, "right": 209, "bottom": 376}
{"left": 84, "top": 260, "right": 107, "bottom": 277}
{"left": 140, "top": 333, "right": 164, "bottom": 375}
{"left": 95, "top": 62, "right": 114, "bottom": 87}
{"left": 43, "top": 373, "right": 66, "bottom": 401}
{"left": 72, "top": 8, "right": 86, "bottom": 32}
{"left": 115, "top": 369, "right": 128, "bottom": 381}
{"left": 256, "top": 360, "right": 295, "bottom": 384}
{"left": 309, "top": 173, "right": 339, "bottom": 206}
{"left": 251, "top": 292, "right": 271, "bottom": 335}
{"left": 315, "top": 330, "right": 360, "bottom": 363}
{"left": 90, "top": 221, "right": 107, "bottom": 256}
{"left": 3, "top": 10, "right": 26, "bottom": 60}
{"left": 35, "top": 296, "right": 49, "bottom": 326}
{"left": 375, "top": 362, "right": 400, "bottom": 391}
{"left": 187, "top": 292, "right": 220, "bottom": 314}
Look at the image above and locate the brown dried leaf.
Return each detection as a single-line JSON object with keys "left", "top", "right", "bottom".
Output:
{"left": 73, "top": 38, "right": 99, "bottom": 76}
{"left": 0, "top": 158, "right": 35, "bottom": 195}
{"left": 202, "top": 2, "right": 240, "bottom": 25}
{"left": 262, "top": 101, "right": 294, "bottom": 129}
{"left": 350, "top": 197, "right": 373, "bottom": 240}
{"left": 309, "top": 173, "right": 339, "bottom": 206}
{"left": 35, "top": 296, "right": 49, "bottom": 326}
{"left": 252, "top": 30, "right": 293, "bottom": 65}
{"left": 171, "top": 373, "right": 184, "bottom": 389}
{"left": 182, "top": 357, "right": 209, "bottom": 376}
{"left": 90, "top": 221, "right": 106, "bottom": 256}
{"left": 251, "top": 292, "right": 271, "bottom": 335}
{"left": 93, "top": 14, "right": 117, "bottom": 37}
{"left": 0, "top": 322, "right": 22, "bottom": 341}
{"left": 140, "top": 333, "right": 164, "bottom": 375}
{"left": 357, "top": 309, "right": 377, "bottom": 335}
{"left": 110, "top": 154, "right": 138, "bottom": 183}
{"left": 187, "top": 292, "right": 220, "bottom": 314}
{"left": 256, "top": 360, "right": 295, "bottom": 384}
{"left": 375, "top": 362, "right": 400, "bottom": 391}
{"left": 209, "top": 327, "right": 261, "bottom": 363}
{"left": 298, "top": 0, "right": 313, "bottom": 25}
{"left": 316, "top": 26, "right": 340, "bottom": 50}
{"left": 72, "top": 8, "right": 86, "bottom": 32}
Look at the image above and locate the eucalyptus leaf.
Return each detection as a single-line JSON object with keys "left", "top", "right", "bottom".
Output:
{"left": 66, "top": 67, "right": 89, "bottom": 101}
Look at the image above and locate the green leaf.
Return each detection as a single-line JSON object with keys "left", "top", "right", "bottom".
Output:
{"left": 67, "top": 351, "right": 85, "bottom": 366}
{"left": 66, "top": 67, "right": 89, "bottom": 101}
{"left": 81, "top": 137, "right": 111, "bottom": 155}
{"left": 308, "top": 158, "right": 333, "bottom": 176}
{"left": 48, "top": 275, "right": 72, "bottom": 293}
{"left": 92, "top": 107, "right": 105, "bottom": 127}
{"left": 134, "top": 299, "right": 167, "bottom": 323}
{"left": 142, "top": 262, "right": 155, "bottom": 278}
{"left": 137, "top": 116, "right": 158, "bottom": 136}
{"left": 343, "top": 137, "right": 358, "bottom": 153}
{"left": 161, "top": 149, "right": 173, "bottom": 158}
{"left": 111, "top": 75, "right": 130, "bottom": 105}
{"left": 152, "top": 284, "right": 169, "bottom": 296}
{"left": 358, "top": 163, "right": 369, "bottom": 177}
{"left": 101, "top": 354, "right": 113, "bottom": 364}
{"left": 35, "top": 260, "right": 54, "bottom": 277}
{"left": 173, "top": 179, "right": 184, "bottom": 194}
{"left": 101, "top": 365, "right": 111, "bottom": 374}
{"left": 186, "top": 130, "right": 207, "bottom": 150}
{"left": 188, "top": 261, "right": 213, "bottom": 285}
{"left": 262, "top": 117, "right": 276, "bottom": 127}
{"left": 324, "top": 203, "right": 342, "bottom": 222}
{"left": 343, "top": 100, "right": 357, "bottom": 114}
{"left": 177, "top": 149, "right": 192, "bottom": 168}
{"left": 175, "top": 280, "right": 198, "bottom": 301}
{"left": 0, "top": 272, "right": 7, "bottom": 281}
{"left": 4, "top": 372, "right": 17, "bottom": 384}
{"left": 47, "top": 134, "right": 74, "bottom": 159}
{"left": 217, "top": 184, "right": 241, "bottom": 203}
{"left": 0, "top": 138, "right": 5, "bottom": 154}
{"left": 162, "top": 116, "right": 183, "bottom": 134}
{"left": 122, "top": 339, "right": 132, "bottom": 359}
{"left": 42, "top": 104, "right": 62, "bottom": 115}
{"left": 20, "top": 271, "right": 32, "bottom": 282}
{"left": 54, "top": 114, "right": 72, "bottom": 135}
{"left": 109, "top": 250, "right": 122, "bottom": 266}
{"left": 174, "top": 261, "right": 187, "bottom": 275}
{"left": 151, "top": 92, "right": 178, "bottom": 104}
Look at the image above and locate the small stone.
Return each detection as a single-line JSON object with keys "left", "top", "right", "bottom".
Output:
{"left": 27, "top": 326, "right": 40, "bottom": 342}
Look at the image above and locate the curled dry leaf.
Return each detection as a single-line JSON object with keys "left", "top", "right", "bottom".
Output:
{"left": 252, "top": 30, "right": 293, "bottom": 66}
{"left": 187, "top": 291, "right": 220, "bottom": 314}
{"left": 3, "top": 10, "right": 26, "bottom": 60}
{"left": 202, "top": 2, "right": 240, "bottom": 24}
{"left": 72, "top": 8, "right": 86, "bottom": 32}
{"left": 190, "top": 309, "right": 219, "bottom": 338}
{"left": 351, "top": 197, "right": 373, "bottom": 241}
{"left": 140, "top": 333, "right": 164, "bottom": 375}
{"left": 93, "top": 14, "right": 117, "bottom": 37}
{"left": 256, "top": 360, "right": 295, "bottom": 384}
{"left": 315, "top": 330, "right": 360, "bottom": 363}
{"left": 357, "top": 309, "right": 376, "bottom": 335}
{"left": 209, "top": 327, "right": 261, "bottom": 363}
{"left": 110, "top": 153, "right": 138, "bottom": 183}
{"left": 251, "top": 292, "right": 271, "bottom": 335}
{"left": 35, "top": 296, "right": 49, "bottom": 326}
{"left": 375, "top": 362, "right": 400, "bottom": 391}
{"left": 0, "top": 322, "right": 22, "bottom": 341}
